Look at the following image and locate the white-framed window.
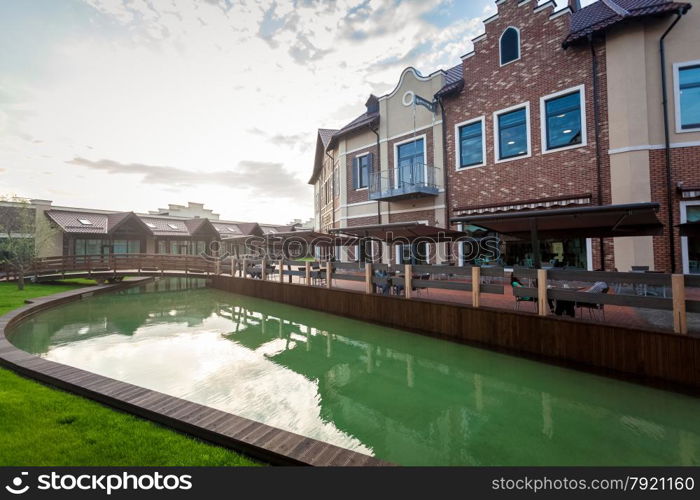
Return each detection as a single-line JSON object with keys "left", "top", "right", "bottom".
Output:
{"left": 681, "top": 200, "right": 700, "bottom": 274}
{"left": 539, "top": 84, "right": 587, "bottom": 154}
{"left": 493, "top": 102, "right": 531, "bottom": 163}
{"left": 455, "top": 116, "right": 486, "bottom": 170}
{"left": 499, "top": 26, "right": 520, "bottom": 66}
{"left": 353, "top": 152, "right": 372, "bottom": 190}
{"left": 674, "top": 60, "right": 700, "bottom": 133}
{"left": 393, "top": 134, "right": 428, "bottom": 186}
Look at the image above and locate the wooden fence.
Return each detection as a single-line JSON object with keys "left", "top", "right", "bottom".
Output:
{"left": 2, "top": 254, "right": 698, "bottom": 335}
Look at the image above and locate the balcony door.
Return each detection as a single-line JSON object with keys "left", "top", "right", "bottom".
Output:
{"left": 396, "top": 138, "right": 425, "bottom": 188}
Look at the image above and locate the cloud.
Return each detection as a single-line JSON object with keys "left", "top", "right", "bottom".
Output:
{"left": 67, "top": 157, "right": 308, "bottom": 199}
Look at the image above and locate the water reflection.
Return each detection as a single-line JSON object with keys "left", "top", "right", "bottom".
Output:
{"left": 9, "top": 278, "right": 700, "bottom": 465}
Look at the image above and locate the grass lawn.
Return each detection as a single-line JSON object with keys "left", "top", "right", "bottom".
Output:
{"left": 0, "top": 281, "right": 260, "bottom": 466}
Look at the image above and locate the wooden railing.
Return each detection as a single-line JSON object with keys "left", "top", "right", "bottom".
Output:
{"left": 4, "top": 254, "right": 699, "bottom": 335}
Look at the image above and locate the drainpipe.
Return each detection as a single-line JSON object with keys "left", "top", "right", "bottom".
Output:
{"left": 370, "top": 125, "right": 381, "bottom": 226}
{"left": 660, "top": 9, "right": 687, "bottom": 273}
{"left": 588, "top": 34, "right": 605, "bottom": 270}
{"left": 325, "top": 149, "right": 335, "bottom": 229}
{"left": 438, "top": 95, "right": 452, "bottom": 261}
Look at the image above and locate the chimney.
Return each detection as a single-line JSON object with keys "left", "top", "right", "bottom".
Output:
{"left": 365, "top": 94, "right": 379, "bottom": 114}
{"left": 568, "top": 0, "right": 581, "bottom": 11}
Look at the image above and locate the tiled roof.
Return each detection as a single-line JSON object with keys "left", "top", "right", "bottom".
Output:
{"left": 435, "top": 64, "right": 464, "bottom": 99}
{"left": 211, "top": 221, "right": 244, "bottom": 238}
{"left": 46, "top": 210, "right": 110, "bottom": 234}
{"left": 318, "top": 128, "right": 338, "bottom": 149}
{"left": 327, "top": 111, "right": 380, "bottom": 149}
{"left": 139, "top": 216, "right": 189, "bottom": 236}
{"left": 564, "top": 0, "right": 691, "bottom": 46}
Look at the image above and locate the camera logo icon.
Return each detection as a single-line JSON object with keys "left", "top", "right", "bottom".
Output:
{"left": 5, "top": 472, "right": 29, "bottom": 495}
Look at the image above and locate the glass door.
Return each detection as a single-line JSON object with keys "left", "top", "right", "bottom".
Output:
{"left": 396, "top": 138, "right": 425, "bottom": 189}
{"left": 687, "top": 205, "right": 700, "bottom": 274}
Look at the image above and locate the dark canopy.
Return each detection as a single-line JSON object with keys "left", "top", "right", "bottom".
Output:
{"left": 450, "top": 203, "right": 664, "bottom": 240}
{"left": 330, "top": 222, "right": 466, "bottom": 243}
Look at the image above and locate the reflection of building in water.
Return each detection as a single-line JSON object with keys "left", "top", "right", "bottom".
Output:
{"left": 220, "top": 299, "right": 700, "bottom": 466}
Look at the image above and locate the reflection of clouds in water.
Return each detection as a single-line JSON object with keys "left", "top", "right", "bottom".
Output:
{"left": 44, "top": 319, "right": 372, "bottom": 455}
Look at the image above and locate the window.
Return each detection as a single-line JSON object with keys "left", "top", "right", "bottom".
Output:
{"left": 494, "top": 104, "right": 530, "bottom": 161}
{"left": 353, "top": 153, "right": 372, "bottom": 189}
{"left": 167, "top": 223, "right": 179, "bottom": 230}
{"left": 145, "top": 222, "right": 156, "bottom": 229}
{"left": 677, "top": 62, "right": 700, "bottom": 131}
{"left": 500, "top": 27, "right": 520, "bottom": 66}
{"left": 541, "top": 86, "right": 585, "bottom": 152}
{"left": 77, "top": 218, "right": 93, "bottom": 225}
{"left": 396, "top": 138, "right": 425, "bottom": 185}
{"left": 456, "top": 118, "right": 485, "bottom": 169}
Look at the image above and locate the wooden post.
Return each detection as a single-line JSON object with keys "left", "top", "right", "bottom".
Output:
{"left": 537, "top": 269, "right": 548, "bottom": 316}
{"left": 231, "top": 258, "right": 235, "bottom": 277}
{"left": 672, "top": 274, "right": 687, "bottom": 335}
{"left": 305, "top": 261, "right": 311, "bottom": 286}
{"left": 365, "top": 263, "right": 373, "bottom": 294}
{"left": 326, "top": 261, "right": 333, "bottom": 289}
{"left": 261, "top": 258, "right": 267, "bottom": 281}
{"left": 241, "top": 259, "right": 247, "bottom": 279}
{"left": 472, "top": 266, "right": 481, "bottom": 308}
{"left": 279, "top": 259, "right": 284, "bottom": 283}
{"left": 404, "top": 264, "right": 413, "bottom": 299}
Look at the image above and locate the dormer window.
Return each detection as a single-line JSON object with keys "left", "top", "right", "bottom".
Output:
{"left": 145, "top": 223, "right": 157, "bottom": 229}
{"left": 167, "top": 223, "right": 179, "bottom": 230}
{"left": 78, "top": 218, "right": 93, "bottom": 225}
{"left": 500, "top": 27, "right": 520, "bottom": 66}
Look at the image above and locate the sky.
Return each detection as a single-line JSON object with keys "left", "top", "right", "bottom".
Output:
{"left": 0, "top": 0, "right": 591, "bottom": 224}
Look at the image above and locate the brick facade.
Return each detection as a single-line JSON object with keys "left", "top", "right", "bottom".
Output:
{"left": 442, "top": 0, "right": 613, "bottom": 269}
{"left": 650, "top": 146, "right": 700, "bottom": 272}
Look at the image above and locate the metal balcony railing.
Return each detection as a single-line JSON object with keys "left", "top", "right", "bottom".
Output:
{"left": 368, "top": 163, "right": 439, "bottom": 201}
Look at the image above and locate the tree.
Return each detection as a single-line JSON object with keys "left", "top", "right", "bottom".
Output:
{"left": 0, "top": 196, "right": 38, "bottom": 290}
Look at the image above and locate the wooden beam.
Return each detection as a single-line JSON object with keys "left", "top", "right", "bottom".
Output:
{"left": 305, "top": 261, "right": 311, "bottom": 286}
{"left": 261, "top": 258, "right": 267, "bottom": 281}
{"left": 672, "top": 274, "right": 687, "bottom": 334}
{"left": 365, "top": 263, "right": 373, "bottom": 295}
{"left": 279, "top": 259, "right": 284, "bottom": 283}
{"left": 537, "top": 269, "right": 548, "bottom": 316}
{"left": 472, "top": 266, "right": 481, "bottom": 308}
{"left": 326, "top": 261, "right": 332, "bottom": 289}
{"left": 405, "top": 264, "right": 412, "bottom": 299}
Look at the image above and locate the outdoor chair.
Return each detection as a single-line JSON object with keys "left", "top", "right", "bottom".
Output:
{"left": 575, "top": 282, "right": 609, "bottom": 321}
{"left": 512, "top": 278, "right": 537, "bottom": 313}
{"left": 413, "top": 273, "right": 431, "bottom": 296}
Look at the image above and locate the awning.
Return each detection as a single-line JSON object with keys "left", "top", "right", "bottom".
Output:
{"left": 450, "top": 202, "right": 664, "bottom": 240}
{"left": 329, "top": 222, "right": 466, "bottom": 243}
{"left": 678, "top": 221, "right": 700, "bottom": 237}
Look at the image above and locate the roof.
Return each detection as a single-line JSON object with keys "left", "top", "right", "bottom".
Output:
{"left": 309, "top": 128, "right": 340, "bottom": 184}
{"left": 46, "top": 208, "right": 275, "bottom": 239}
{"left": 564, "top": 0, "right": 691, "bottom": 47}
{"left": 435, "top": 64, "right": 464, "bottom": 99}
{"left": 451, "top": 202, "right": 664, "bottom": 240}
{"left": 329, "top": 222, "right": 466, "bottom": 243}
{"left": 326, "top": 111, "right": 379, "bottom": 150}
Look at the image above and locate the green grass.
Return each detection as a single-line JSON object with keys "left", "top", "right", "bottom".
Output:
{"left": 0, "top": 282, "right": 260, "bottom": 466}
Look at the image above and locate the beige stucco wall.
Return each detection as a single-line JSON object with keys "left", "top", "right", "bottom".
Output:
{"left": 605, "top": 5, "right": 700, "bottom": 271}
{"left": 31, "top": 202, "right": 63, "bottom": 258}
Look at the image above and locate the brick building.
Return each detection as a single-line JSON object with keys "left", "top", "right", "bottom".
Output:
{"left": 310, "top": 0, "right": 699, "bottom": 272}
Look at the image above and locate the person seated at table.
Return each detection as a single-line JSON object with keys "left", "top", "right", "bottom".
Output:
{"left": 374, "top": 269, "right": 390, "bottom": 295}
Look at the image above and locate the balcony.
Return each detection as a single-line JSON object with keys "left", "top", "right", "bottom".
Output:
{"left": 368, "top": 163, "right": 440, "bottom": 202}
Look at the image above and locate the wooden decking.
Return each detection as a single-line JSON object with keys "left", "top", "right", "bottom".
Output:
{"left": 0, "top": 281, "right": 388, "bottom": 466}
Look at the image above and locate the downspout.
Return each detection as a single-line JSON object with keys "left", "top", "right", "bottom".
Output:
{"left": 660, "top": 9, "right": 687, "bottom": 273}
{"left": 588, "top": 34, "right": 605, "bottom": 269}
{"left": 325, "top": 148, "right": 335, "bottom": 261}
{"left": 438, "top": 96, "right": 451, "bottom": 262}
{"left": 370, "top": 125, "right": 381, "bottom": 225}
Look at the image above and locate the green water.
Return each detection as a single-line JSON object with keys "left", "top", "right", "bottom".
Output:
{"left": 8, "top": 278, "right": 700, "bottom": 465}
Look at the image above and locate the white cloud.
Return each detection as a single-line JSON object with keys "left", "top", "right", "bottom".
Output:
{"left": 0, "top": 0, "right": 488, "bottom": 223}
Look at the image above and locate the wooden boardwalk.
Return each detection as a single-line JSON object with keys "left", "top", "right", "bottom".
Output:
{"left": 0, "top": 281, "right": 389, "bottom": 467}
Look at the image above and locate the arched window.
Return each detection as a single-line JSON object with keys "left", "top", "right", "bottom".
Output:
{"left": 500, "top": 27, "right": 520, "bottom": 66}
